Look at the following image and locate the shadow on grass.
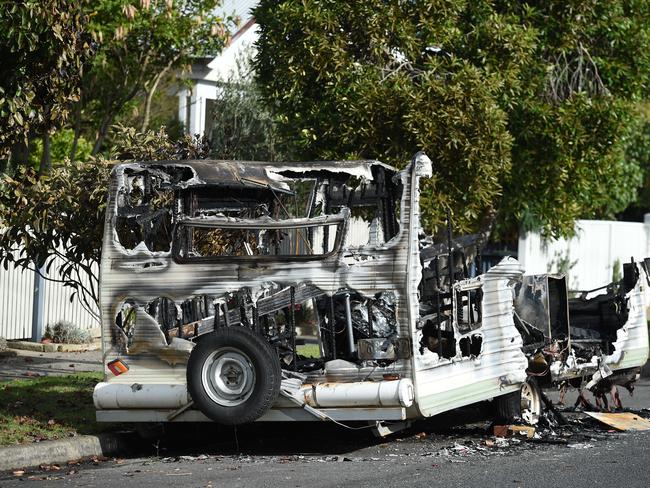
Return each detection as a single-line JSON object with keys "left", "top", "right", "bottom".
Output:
{"left": 0, "top": 372, "right": 109, "bottom": 446}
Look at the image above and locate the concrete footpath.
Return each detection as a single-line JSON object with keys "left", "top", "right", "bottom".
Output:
{"left": 0, "top": 346, "right": 102, "bottom": 382}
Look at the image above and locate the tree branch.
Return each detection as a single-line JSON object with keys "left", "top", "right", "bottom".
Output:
{"left": 141, "top": 53, "right": 181, "bottom": 132}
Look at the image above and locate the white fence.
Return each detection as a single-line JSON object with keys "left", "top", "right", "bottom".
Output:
{"left": 518, "top": 216, "right": 650, "bottom": 291}
{"left": 0, "top": 252, "right": 99, "bottom": 340}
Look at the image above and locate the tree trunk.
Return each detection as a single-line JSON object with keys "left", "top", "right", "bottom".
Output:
{"left": 91, "top": 113, "right": 115, "bottom": 155}
{"left": 69, "top": 99, "right": 83, "bottom": 160}
{"left": 38, "top": 132, "right": 52, "bottom": 177}
{"left": 141, "top": 56, "right": 178, "bottom": 132}
{"left": 10, "top": 140, "right": 30, "bottom": 169}
{"left": 476, "top": 204, "right": 497, "bottom": 250}
{"left": 141, "top": 73, "right": 162, "bottom": 133}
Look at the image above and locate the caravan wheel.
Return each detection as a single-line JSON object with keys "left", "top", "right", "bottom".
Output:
{"left": 494, "top": 378, "right": 542, "bottom": 425}
{"left": 187, "top": 327, "right": 281, "bottom": 425}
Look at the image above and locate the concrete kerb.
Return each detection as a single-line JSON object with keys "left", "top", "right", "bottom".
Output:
{"left": 0, "top": 432, "right": 138, "bottom": 472}
{"left": 0, "top": 350, "right": 18, "bottom": 360}
{"left": 7, "top": 341, "right": 101, "bottom": 353}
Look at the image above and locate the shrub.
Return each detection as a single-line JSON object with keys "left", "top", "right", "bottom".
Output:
{"left": 43, "top": 321, "right": 92, "bottom": 344}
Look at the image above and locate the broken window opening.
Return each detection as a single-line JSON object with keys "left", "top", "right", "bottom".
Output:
{"left": 420, "top": 314, "right": 456, "bottom": 359}
{"left": 114, "top": 300, "right": 138, "bottom": 349}
{"left": 185, "top": 187, "right": 278, "bottom": 219}
{"left": 115, "top": 169, "right": 175, "bottom": 252}
{"left": 143, "top": 285, "right": 329, "bottom": 373}
{"left": 455, "top": 287, "right": 482, "bottom": 334}
{"left": 146, "top": 296, "right": 178, "bottom": 338}
{"left": 115, "top": 217, "right": 143, "bottom": 250}
{"left": 458, "top": 334, "right": 483, "bottom": 358}
{"left": 260, "top": 295, "right": 324, "bottom": 370}
{"left": 174, "top": 212, "right": 345, "bottom": 260}
{"left": 316, "top": 291, "right": 398, "bottom": 362}
{"left": 276, "top": 166, "right": 401, "bottom": 245}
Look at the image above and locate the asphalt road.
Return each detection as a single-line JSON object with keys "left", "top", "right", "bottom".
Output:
{"left": 2, "top": 379, "right": 650, "bottom": 488}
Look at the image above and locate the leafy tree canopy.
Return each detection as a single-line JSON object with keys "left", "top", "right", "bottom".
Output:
{"left": 208, "top": 53, "right": 282, "bottom": 161}
{"left": 0, "top": 0, "right": 93, "bottom": 157}
{"left": 0, "top": 125, "right": 210, "bottom": 312}
{"left": 254, "top": 0, "right": 650, "bottom": 237}
{"left": 81, "top": 0, "right": 233, "bottom": 154}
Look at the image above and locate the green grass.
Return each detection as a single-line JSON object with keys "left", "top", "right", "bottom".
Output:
{"left": 0, "top": 372, "right": 108, "bottom": 446}
{"left": 296, "top": 343, "right": 321, "bottom": 359}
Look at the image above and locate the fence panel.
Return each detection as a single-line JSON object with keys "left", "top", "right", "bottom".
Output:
{"left": 0, "top": 255, "right": 35, "bottom": 340}
{"left": 0, "top": 250, "right": 99, "bottom": 340}
{"left": 518, "top": 218, "right": 650, "bottom": 291}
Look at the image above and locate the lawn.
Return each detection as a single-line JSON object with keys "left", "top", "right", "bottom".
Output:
{"left": 0, "top": 372, "right": 107, "bottom": 446}
{"left": 296, "top": 343, "right": 321, "bottom": 358}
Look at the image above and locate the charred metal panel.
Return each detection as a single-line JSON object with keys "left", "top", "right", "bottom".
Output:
{"left": 548, "top": 263, "right": 649, "bottom": 381}
{"left": 357, "top": 338, "right": 411, "bottom": 360}
{"left": 514, "top": 274, "right": 569, "bottom": 340}
{"left": 98, "top": 158, "right": 415, "bottom": 396}
{"left": 412, "top": 258, "right": 529, "bottom": 418}
{"left": 96, "top": 153, "right": 535, "bottom": 422}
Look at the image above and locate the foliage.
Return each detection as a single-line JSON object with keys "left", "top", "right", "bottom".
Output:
{"left": 499, "top": 1, "right": 650, "bottom": 237}
{"left": 0, "top": 125, "right": 209, "bottom": 311}
{"left": 28, "top": 129, "right": 93, "bottom": 167}
{"left": 209, "top": 53, "right": 282, "bottom": 161}
{"left": 0, "top": 0, "right": 93, "bottom": 157}
{"left": 617, "top": 103, "right": 650, "bottom": 220}
{"left": 0, "top": 373, "right": 106, "bottom": 446}
{"left": 0, "top": 160, "right": 111, "bottom": 317}
{"left": 612, "top": 258, "right": 622, "bottom": 283}
{"left": 123, "top": 71, "right": 185, "bottom": 140}
{"left": 110, "top": 124, "right": 211, "bottom": 160}
{"left": 254, "top": 0, "right": 650, "bottom": 237}
{"left": 43, "top": 321, "right": 93, "bottom": 344}
{"left": 79, "top": 0, "right": 233, "bottom": 154}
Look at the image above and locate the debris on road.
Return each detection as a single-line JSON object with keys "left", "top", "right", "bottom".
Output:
{"left": 493, "top": 425, "right": 535, "bottom": 439}
{"left": 583, "top": 412, "right": 650, "bottom": 431}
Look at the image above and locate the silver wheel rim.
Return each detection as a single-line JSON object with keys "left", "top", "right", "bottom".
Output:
{"left": 520, "top": 381, "right": 541, "bottom": 425}
{"left": 201, "top": 347, "right": 256, "bottom": 407}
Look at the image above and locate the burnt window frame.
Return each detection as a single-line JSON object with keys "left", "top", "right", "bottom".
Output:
{"left": 452, "top": 280, "right": 483, "bottom": 334}
{"left": 171, "top": 211, "right": 348, "bottom": 263}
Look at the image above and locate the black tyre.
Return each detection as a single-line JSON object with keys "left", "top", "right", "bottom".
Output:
{"left": 187, "top": 326, "right": 281, "bottom": 425}
{"left": 494, "top": 378, "right": 542, "bottom": 425}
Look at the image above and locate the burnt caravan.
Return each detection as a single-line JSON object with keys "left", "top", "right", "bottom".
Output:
{"left": 93, "top": 153, "right": 648, "bottom": 433}
{"left": 514, "top": 263, "right": 650, "bottom": 410}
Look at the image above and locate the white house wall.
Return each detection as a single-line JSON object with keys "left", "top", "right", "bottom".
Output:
{"left": 206, "top": 22, "right": 258, "bottom": 82}
{"left": 178, "top": 20, "right": 259, "bottom": 136}
{"left": 178, "top": 82, "right": 218, "bottom": 136}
